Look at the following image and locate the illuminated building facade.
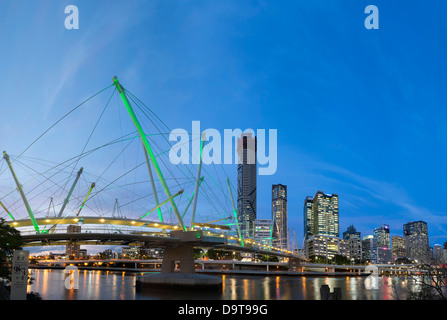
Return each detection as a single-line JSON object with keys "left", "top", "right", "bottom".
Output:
{"left": 362, "top": 235, "right": 376, "bottom": 263}
{"left": 343, "top": 225, "right": 362, "bottom": 261}
{"left": 306, "top": 235, "right": 350, "bottom": 261}
{"left": 303, "top": 196, "right": 314, "bottom": 240}
{"left": 254, "top": 219, "right": 273, "bottom": 247}
{"left": 373, "top": 224, "right": 390, "bottom": 249}
{"left": 272, "top": 184, "right": 288, "bottom": 250}
{"left": 237, "top": 133, "right": 257, "bottom": 239}
{"left": 65, "top": 224, "right": 81, "bottom": 258}
{"left": 392, "top": 236, "right": 406, "bottom": 260}
{"left": 376, "top": 247, "right": 392, "bottom": 264}
{"left": 404, "top": 221, "right": 429, "bottom": 263}
{"left": 304, "top": 191, "right": 339, "bottom": 239}
{"left": 434, "top": 244, "right": 444, "bottom": 264}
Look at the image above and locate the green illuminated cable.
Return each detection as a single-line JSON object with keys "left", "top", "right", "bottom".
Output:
{"left": 113, "top": 76, "right": 186, "bottom": 231}
{"left": 0, "top": 201, "right": 15, "bottom": 221}
{"left": 227, "top": 177, "right": 243, "bottom": 247}
{"left": 3, "top": 151, "right": 40, "bottom": 233}
{"left": 76, "top": 182, "right": 95, "bottom": 216}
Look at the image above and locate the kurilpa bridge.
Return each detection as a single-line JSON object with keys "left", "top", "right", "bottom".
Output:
{"left": 0, "top": 77, "right": 303, "bottom": 287}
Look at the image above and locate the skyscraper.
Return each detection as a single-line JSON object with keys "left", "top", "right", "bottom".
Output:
{"left": 434, "top": 244, "right": 443, "bottom": 264}
{"left": 373, "top": 224, "right": 390, "bottom": 249}
{"left": 303, "top": 196, "right": 314, "bottom": 240}
{"left": 343, "top": 225, "right": 362, "bottom": 261}
{"left": 303, "top": 191, "right": 339, "bottom": 239}
{"left": 362, "top": 235, "right": 376, "bottom": 263}
{"left": 66, "top": 224, "right": 81, "bottom": 259}
{"left": 392, "top": 236, "right": 406, "bottom": 260}
{"left": 254, "top": 219, "right": 273, "bottom": 247}
{"left": 272, "top": 184, "right": 287, "bottom": 250}
{"left": 343, "top": 225, "right": 361, "bottom": 240}
{"left": 237, "top": 133, "right": 257, "bottom": 239}
{"left": 404, "top": 221, "right": 429, "bottom": 263}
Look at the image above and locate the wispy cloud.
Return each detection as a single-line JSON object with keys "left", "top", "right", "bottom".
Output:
{"left": 306, "top": 159, "right": 447, "bottom": 237}
{"left": 42, "top": 2, "right": 149, "bottom": 119}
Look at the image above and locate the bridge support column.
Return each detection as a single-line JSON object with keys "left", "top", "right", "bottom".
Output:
{"left": 136, "top": 230, "right": 222, "bottom": 291}
{"left": 161, "top": 244, "right": 195, "bottom": 274}
{"left": 288, "top": 258, "right": 301, "bottom": 272}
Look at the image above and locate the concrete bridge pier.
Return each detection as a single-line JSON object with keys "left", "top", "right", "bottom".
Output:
{"left": 161, "top": 244, "right": 195, "bottom": 273}
{"left": 288, "top": 258, "right": 301, "bottom": 272}
{"left": 136, "top": 230, "right": 222, "bottom": 291}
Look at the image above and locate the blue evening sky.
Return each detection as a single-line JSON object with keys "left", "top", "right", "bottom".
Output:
{"left": 1, "top": 0, "right": 446, "bottom": 253}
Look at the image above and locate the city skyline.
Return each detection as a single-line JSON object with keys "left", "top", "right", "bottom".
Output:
{"left": 1, "top": 1, "right": 447, "bottom": 254}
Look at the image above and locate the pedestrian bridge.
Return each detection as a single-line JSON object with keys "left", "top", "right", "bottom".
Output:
{"left": 19, "top": 228, "right": 304, "bottom": 260}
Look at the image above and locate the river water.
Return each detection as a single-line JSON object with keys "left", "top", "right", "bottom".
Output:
{"left": 26, "top": 269, "right": 416, "bottom": 300}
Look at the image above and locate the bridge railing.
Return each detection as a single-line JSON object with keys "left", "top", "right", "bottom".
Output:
{"left": 16, "top": 226, "right": 173, "bottom": 236}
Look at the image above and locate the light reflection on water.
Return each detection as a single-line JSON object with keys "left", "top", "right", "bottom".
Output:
{"left": 28, "top": 269, "right": 411, "bottom": 300}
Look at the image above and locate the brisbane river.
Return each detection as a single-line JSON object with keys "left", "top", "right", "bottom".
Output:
{"left": 27, "top": 269, "right": 413, "bottom": 300}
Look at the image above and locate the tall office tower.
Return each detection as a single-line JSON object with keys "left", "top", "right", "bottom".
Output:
{"left": 377, "top": 247, "right": 393, "bottom": 264}
{"left": 392, "top": 236, "right": 406, "bottom": 260}
{"left": 237, "top": 133, "right": 257, "bottom": 239}
{"left": 362, "top": 235, "right": 376, "bottom": 263}
{"left": 254, "top": 219, "right": 273, "bottom": 247}
{"left": 303, "top": 191, "right": 339, "bottom": 239}
{"left": 66, "top": 225, "right": 81, "bottom": 258}
{"left": 373, "top": 225, "right": 393, "bottom": 264}
{"left": 343, "top": 225, "right": 361, "bottom": 240}
{"left": 272, "top": 184, "right": 288, "bottom": 249}
{"left": 343, "top": 225, "right": 362, "bottom": 261}
{"left": 303, "top": 196, "right": 314, "bottom": 240}
{"left": 403, "top": 220, "right": 429, "bottom": 263}
{"left": 434, "top": 244, "right": 443, "bottom": 264}
{"left": 373, "top": 224, "right": 390, "bottom": 249}
{"left": 429, "top": 247, "right": 434, "bottom": 263}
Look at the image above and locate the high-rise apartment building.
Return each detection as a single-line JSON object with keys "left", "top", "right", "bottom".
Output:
{"left": 306, "top": 235, "right": 350, "bottom": 261}
{"left": 343, "top": 225, "right": 362, "bottom": 261}
{"left": 429, "top": 247, "right": 434, "bottom": 262}
{"left": 434, "top": 244, "right": 444, "bottom": 264}
{"left": 303, "top": 196, "right": 314, "bottom": 240}
{"left": 237, "top": 133, "right": 257, "bottom": 239}
{"left": 254, "top": 219, "right": 273, "bottom": 247}
{"left": 377, "top": 247, "right": 393, "bottom": 264}
{"left": 343, "top": 225, "right": 361, "bottom": 240}
{"left": 272, "top": 184, "right": 287, "bottom": 250}
{"left": 303, "top": 191, "right": 339, "bottom": 239}
{"left": 373, "top": 224, "right": 390, "bottom": 249}
{"left": 392, "top": 236, "right": 406, "bottom": 260}
{"left": 362, "top": 235, "right": 376, "bottom": 263}
{"left": 66, "top": 224, "right": 81, "bottom": 258}
{"left": 403, "top": 221, "right": 429, "bottom": 263}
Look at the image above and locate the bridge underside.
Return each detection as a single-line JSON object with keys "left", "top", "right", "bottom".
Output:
{"left": 20, "top": 231, "right": 305, "bottom": 262}
{"left": 21, "top": 232, "right": 180, "bottom": 247}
